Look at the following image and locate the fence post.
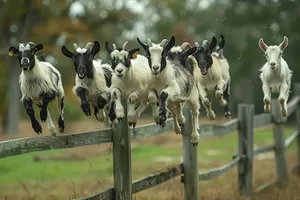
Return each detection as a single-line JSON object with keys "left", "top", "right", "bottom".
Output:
{"left": 181, "top": 108, "right": 199, "bottom": 200}
{"left": 112, "top": 98, "right": 132, "bottom": 200}
{"left": 271, "top": 98, "right": 288, "bottom": 185}
{"left": 294, "top": 83, "right": 300, "bottom": 171}
{"left": 237, "top": 104, "right": 254, "bottom": 197}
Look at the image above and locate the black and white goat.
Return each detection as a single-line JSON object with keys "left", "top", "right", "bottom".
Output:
{"left": 184, "top": 36, "right": 231, "bottom": 120}
{"left": 137, "top": 36, "right": 201, "bottom": 145}
{"left": 105, "top": 41, "right": 159, "bottom": 127}
{"left": 61, "top": 41, "right": 116, "bottom": 124}
{"left": 258, "top": 36, "right": 292, "bottom": 117}
{"left": 8, "top": 42, "right": 65, "bottom": 135}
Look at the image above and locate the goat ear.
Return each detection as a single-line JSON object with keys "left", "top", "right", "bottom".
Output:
{"left": 137, "top": 38, "right": 149, "bottom": 52}
{"left": 165, "top": 36, "right": 176, "bottom": 52}
{"left": 219, "top": 35, "right": 225, "bottom": 48}
{"left": 34, "top": 44, "right": 43, "bottom": 54}
{"left": 61, "top": 46, "right": 73, "bottom": 59}
{"left": 8, "top": 46, "right": 19, "bottom": 56}
{"left": 91, "top": 41, "right": 100, "bottom": 57}
{"left": 185, "top": 46, "right": 198, "bottom": 58}
{"left": 279, "top": 36, "right": 288, "bottom": 51}
{"left": 208, "top": 37, "right": 217, "bottom": 53}
{"left": 105, "top": 42, "right": 113, "bottom": 54}
{"left": 258, "top": 38, "right": 268, "bottom": 52}
{"left": 128, "top": 48, "right": 140, "bottom": 60}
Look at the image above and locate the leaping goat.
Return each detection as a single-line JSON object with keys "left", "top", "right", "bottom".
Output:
{"left": 9, "top": 42, "right": 65, "bottom": 135}
{"left": 258, "top": 36, "right": 292, "bottom": 117}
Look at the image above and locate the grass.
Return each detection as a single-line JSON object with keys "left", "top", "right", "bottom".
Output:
{"left": 0, "top": 120, "right": 298, "bottom": 199}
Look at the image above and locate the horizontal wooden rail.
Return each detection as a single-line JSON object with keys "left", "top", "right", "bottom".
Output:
{"left": 287, "top": 96, "right": 300, "bottom": 118}
{"left": 253, "top": 145, "right": 275, "bottom": 156}
{"left": 199, "top": 156, "right": 241, "bottom": 181}
{"left": 0, "top": 129, "right": 112, "bottom": 159}
{"left": 284, "top": 130, "right": 299, "bottom": 148}
{"left": 199, "top": 119, "right": 238, "bottom": 138}
{"left": 0, "top": 119, "right": 174, "bottom": 159}
{"left": 77, "top": 164, "right": 184, "bottom": 200}
{"left": 254, "top": 113, "right": 272, "bottom": 128}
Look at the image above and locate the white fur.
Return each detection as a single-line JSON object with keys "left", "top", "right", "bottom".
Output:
{"left": 197, "top": 53, "right": 231, "bottom": 120}
{"left": 258, "top": 37, "right": 292, "bottom": 117}
{"left": 72, "top": 60, "right": 112, "bottom": 122}
{"left": 147, "top": 44, "right": 201, "bottom": 145}
{"left": 19, "top": 56, "right": 64, "bottom": 135}
{"left": 110, "top": 49, "right": 158, "bottom": 124}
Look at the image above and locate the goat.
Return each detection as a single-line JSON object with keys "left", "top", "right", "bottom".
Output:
{"left": 258, "top": 36, "right": 292, "bottom": 117}
{"left": 183, "top": 36, "right": 231, "bottom": 120}
{"left": 137, "top": 36, "right": 201, "bottom": 145}
{"left": 105, "top": 41, "right": 159, "bottom": 127}
{"left": 61, "top": 41, "right": 116, "bottom": 124}
{"left": 8, "top": 42, "right": 65, "bottom": 135}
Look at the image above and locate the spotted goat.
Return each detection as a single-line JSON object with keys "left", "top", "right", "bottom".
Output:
{"left": 105, "top": 41, "right": 159, "bottom": 127}
{"left": 137, "top": 36, "right": 201, "bottom": 145}
{"left": 182, "top": 35, "right": 231, "bottom": 120}
{"left": 258, "top": 36, "right": 292, "bottom": 117}
{"left": 9, "top": 42, "right": 65, "bottom": 135}
{"left": 61, "top": 41, "right": 116, "bottom": 124}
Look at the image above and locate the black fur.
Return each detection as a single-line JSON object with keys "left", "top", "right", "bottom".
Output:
{"left": 102, "top": 67, "right": 113, "bottom": 87}
{"left": 75, "top": 87, "right": 91, "bottom": 116}
{"left": 48, "top": 67, "right": 60, "bottom": 86}
{"left": 40, "top": 91, "right": 56, "bottom": 122}
{"left": 58, "top": 97, "right": 65, "bottom": 133}
{"left": 193, "top": 37, "right": 217, "bottom": 75}
{"left": 159, "top": 91, "right": 168, "bottom": 126}
{"left": 223, "top": 81, "right": 231, "bottom": 118}
{"left": 61, "top": 41, "right": 100, "bottom": 79}
{"left": 108, "top": 101, "right": 116, "bottom": 122}
{"left": 9, "top": 43, "right": 43, "bottom": 71}
{"left": 97, "top": 95, "right": 108, "bottom": 109}
{"left": 23, "top": 99, "right": 42, "bottom": 134}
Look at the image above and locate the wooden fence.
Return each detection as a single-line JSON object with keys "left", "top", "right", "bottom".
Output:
{"left": 1, "top": 83, "right": 300, "bottom": 200}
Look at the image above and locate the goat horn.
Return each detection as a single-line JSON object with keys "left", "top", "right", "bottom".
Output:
{"left": 112, "top": 44, "right": 117, "bottom": 50}
{"left": 202, "top": 40, "right": 210, "bottom": 49}
{"left": 85, "top": 42, "right": 94, "bottom": 50}
{"left": 122, "top": 41, "right": 128, "bottom": 50}
{"left": 28, "top": 41, "right": 36, "bottom": 46}
{"left": 160, "top": 39, "right": 169, "bottom": 47}
{"left": 146, "top": 38, "right": 153, "bottom": 47}
{"left": 73, "top": 43, "right": 79, "bottom": 49}
{"left": 181, "top": 42, "right": 192, "bottom": 51}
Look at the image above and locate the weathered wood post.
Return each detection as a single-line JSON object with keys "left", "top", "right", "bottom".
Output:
{"left": 294, "top": 83, "right": 300, "bottom": 172}
{"left": 112, "top": 98, "right": 132, "bottom": 199}
{"left": 181, "top": 108, "right": 199, "bottom": 200}
{"left": 237, "top": 104, "right": 254, "bottom": 197}
{"left": 271, "top": 98, "right": 288, "bottom": 185}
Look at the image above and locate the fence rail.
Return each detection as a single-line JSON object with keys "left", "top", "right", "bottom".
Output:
{"left": 1, "top": 83, "right": 300, "bottom": 199}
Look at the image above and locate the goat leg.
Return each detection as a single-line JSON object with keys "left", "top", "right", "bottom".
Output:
{"left": 24, "top": 99, "right": 42, "bottom": 134}
{"left": 40, "top": 91, "right": 56, "bottom": 122}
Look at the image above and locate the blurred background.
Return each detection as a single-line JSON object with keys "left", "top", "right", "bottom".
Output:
{"left": 0, "top": 0, "right": 300, "bottom": 199}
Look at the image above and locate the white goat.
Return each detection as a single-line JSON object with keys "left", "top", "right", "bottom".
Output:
{"left": 185, "top": 36, "right": 231, "bottom": 120}
{"left": 61, "top": 41, "right": 116, "bottom": 124}
{"left": 105, "top": 41, "right": 159, "bottom": 127}
{"left": 137, "top": 36, "right": 201, "bottom": 145}
{"left": 9, "top": 42, "right": 65, "bottom": 135}
{"left": 258, "top": 36, "right": 292, "bottom": 117}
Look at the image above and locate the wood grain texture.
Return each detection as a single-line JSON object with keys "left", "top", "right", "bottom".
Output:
{"left": 182, "top": 108, "right": 199, "bottom": 200}
{"left": 284, "top": 131, "right": 298, "bottom": 148}
{"left": 253, "top": 145, "right": 275, "bottom": 156}
{"left": 199, "top": 156, "right": 240, "bottom": 181}
{"left": 0, "top": 129, "right": 112, "bottom": 158}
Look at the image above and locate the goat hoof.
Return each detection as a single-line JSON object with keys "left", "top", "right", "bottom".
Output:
{"left": 225, "top": 112, "right": 231, "bottom": 120}
{"left": 40, "top": 108, "right": 47, "bottom": 122}
{"left": 82, "top": 104, "right": 91, "bottom": 116}
{"left": 192, "top": 142, "right": 198, "bottom": 146}
{"left": 32, "top": 120, "right": 42, "bottom": 134}
{"left": 179, "top": 123, "right": 185, "bottom": 128}
{"left": 58, "top": 116, "right": 65, "bottom": 133}
{"left": 132, "top": 123, "right": 137, "bottom": 128}
{"left": 117, "top": 118, "right": 122, "bottom": 122}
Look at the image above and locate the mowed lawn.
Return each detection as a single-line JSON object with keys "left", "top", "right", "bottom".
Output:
{"left": 0, "top": 119, "right": 299, "bottom": 200}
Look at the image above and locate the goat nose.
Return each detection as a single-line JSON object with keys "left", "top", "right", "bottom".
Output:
{"left": 21, "top": 58, "right": 29, "bottom": 64}
{"left": 117, "top": 69, "right": 123, "bottom": 73}
{"left": 199, "top": 61, "right": 206, "bottom": 66}
{"left": 153, "top": 66, "right": 159, "bottom": 70}
{"left": 270, "top": 62, "right": 276, "bottom": 67}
